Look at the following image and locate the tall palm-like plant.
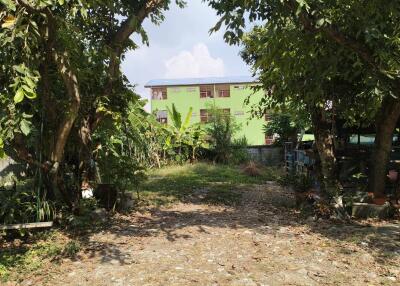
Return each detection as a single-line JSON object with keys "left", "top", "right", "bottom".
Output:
{"left": 167, "top": 104, "right": 193, "bottom": 134}
{"left": 167, "top": 104, "right": 192, "bottom": 156}
{"left": 166, "top": 104, "right": 208, "bottom": 161}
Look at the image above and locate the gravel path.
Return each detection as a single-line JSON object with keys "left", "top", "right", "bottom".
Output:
{"left": 22, "top": 184, "right": 400, "bottom": 286}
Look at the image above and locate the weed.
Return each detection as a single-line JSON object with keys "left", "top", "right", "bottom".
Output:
{"left": 63, "top": 241, "right": 81, "bottom": 257}
{"left": 203, "top": 186, "right": 242, "bottom": 206}
{"left": 278, "top": 172, "right": 313, "bottom": 192}
{"left": 138, "top": 163, "right": 275, "bottom": 206}
{"left": 0, "top": 231, "right": 79, "bottom": 282}
{"left": 242, "top": 161, "right": 262, "bottom": 177}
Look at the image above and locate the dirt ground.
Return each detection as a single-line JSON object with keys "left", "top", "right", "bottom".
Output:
{"left": 15, "top": 184, "right": 400, "bottom": 286}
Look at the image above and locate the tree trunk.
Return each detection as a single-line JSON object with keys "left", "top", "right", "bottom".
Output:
{"left": 369, "top": 96, "right": 400, "bottom": 197}
{"left": 78, "top": 117, "right": 93, "bottom": 183}
{"left": 311, "top": 109, "right": 340, "bottom": 197}
{"left": 49, "top": 49, "right": 81, "bottom": 209}
{"left": 311, "top": 109, "right": 348, "bottom": 219}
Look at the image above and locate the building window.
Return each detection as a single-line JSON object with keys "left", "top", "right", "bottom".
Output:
{"left": 234, "top": 111, "right": 244, "bottom": 117}
{"left": 156, "top": 110, "right": 168, "bottom": 124}
{"left": 200, "top": 109, "right": 230, "bottom": 123}
{"left": 216, "top": 85, "right": 230, "bottom": 98}
{"left": 152, "top": 88, "right": 167, "bottom": 100}
{"left": 200, "top": 109, "right": 210, "bottom": 123}
{"left": 265, "top": 113, "right": 272, "bottom": 121}
{"left": 265, "top": 135, "right": 274, "bottom": 145}
{"left": 200, "top": 85, "right": 214, "bottom": 98}
{"left": 221, "top": 108, "right": 230, "bottom": 117}
{"left": 187, "top": 87, "right": 196, "bottom": 92}
{"left": 219, "top": 90, "right": 230, "bottom": 97}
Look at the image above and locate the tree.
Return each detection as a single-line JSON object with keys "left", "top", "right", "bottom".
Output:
{"left": 263, "top": 113, "right": 303, "bottom": 145}
{"left": 206, "top": 106, "right": 240, "bottom": 164}
{"left": 242, "top": 22, "right": 378, "bottom": 217}
{"left": 206, "top": 0, "right": 400, "bottom": 198}
{"left": 0, "top": 0, "right": 185, "bottom": 209}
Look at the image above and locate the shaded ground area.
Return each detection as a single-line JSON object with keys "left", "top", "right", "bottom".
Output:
{"left": 3, "top": 164, "right": 400, "bottom": 285}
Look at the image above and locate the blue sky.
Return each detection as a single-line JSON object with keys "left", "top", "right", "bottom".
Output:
{"left": 121, "top": 0, "right": 251, "bottom": 108}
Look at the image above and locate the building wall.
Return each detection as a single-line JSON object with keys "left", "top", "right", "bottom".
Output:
{"left": 151, "top": 84, "right": 266, "bottom": 146}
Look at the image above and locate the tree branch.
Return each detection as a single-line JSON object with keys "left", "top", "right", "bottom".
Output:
{"left": 93, "top": 0, "right": 166, "bottom": 130}
{"left": 12, "top": 134, "right": 50, "bottom": 171}
{"left": 45, "top": 12, "right": 81, "bottom": 163}
{"left": 106, "top": 1, "right": 165, "bottom": 86}
{"left": 51, "top": 49, "right": 81, "bottom": 162}
{"left": 285, "top": 0, "right": 383, "bottom": 77}
{"left": 16, "top": 0, "right": 45, "bottom": 13}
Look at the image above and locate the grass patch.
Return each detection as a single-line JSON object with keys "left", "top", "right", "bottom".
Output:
{"left": 138, "top": 163, "right": 279, "bottom": 206}
{"left": 202, "top": 185, "right": 242, "bottom": 206}
{"left": 0, "top": 231, "right": 80, "bottom": 282}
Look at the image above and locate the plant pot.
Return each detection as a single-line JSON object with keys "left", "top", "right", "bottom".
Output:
{"left": 372, "top": 197, "right": 387, "bottom": 205}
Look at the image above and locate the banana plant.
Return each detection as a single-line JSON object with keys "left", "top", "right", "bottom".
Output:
{"left": 166, "top": 104, "right": 193, "bottom": 157}
{"left": 167, "top": 104, "right": 193, "bottom": 134}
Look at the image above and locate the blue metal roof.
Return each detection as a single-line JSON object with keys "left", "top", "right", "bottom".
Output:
{"left": 144, "top": 76, "right": 257, "bottom": 87}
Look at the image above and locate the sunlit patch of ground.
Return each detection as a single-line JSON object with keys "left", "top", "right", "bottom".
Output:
{"left": 2, "top": 163, "right": 399, "bottom": 285}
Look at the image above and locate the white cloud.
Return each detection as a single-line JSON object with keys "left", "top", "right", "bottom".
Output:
{"left": 164, "top": 43, "right": 225, "bottom": 78}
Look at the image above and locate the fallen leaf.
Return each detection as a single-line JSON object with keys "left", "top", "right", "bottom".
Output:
{"left": 2, "top": 15, "right": 16, "bottom": 28}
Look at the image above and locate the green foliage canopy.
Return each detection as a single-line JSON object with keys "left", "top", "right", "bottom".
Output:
{"left": 0, "top": 0, "right": 186, "bottom": 206}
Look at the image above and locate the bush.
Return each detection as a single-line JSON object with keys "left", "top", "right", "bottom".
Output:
{"left": 206, "top": 106, "right": 241, "bottom": 164}
{"left": 242, "top": 161, "right": 262, "bottom": 177}
{"left": 230, "top": 137, "right": 250, "bottom": 165}
{"left": 277, "top": 172, "right": 313, "bottom": 192}
{"left": 63, "top": 241, "right": 81, "bottom": 257}
{"left": 263, "top": 113, "right": 302, "bottom": 145}
{"left": 0, "top": 182, "right": 55, "bottom": 226}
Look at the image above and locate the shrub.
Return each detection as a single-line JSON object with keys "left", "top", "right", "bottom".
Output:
{"left": 0, "top": 183, "right": 55, "bottom": 226}
{"left": 263, "top": 113, "right": 302, "bottom": 145}
{"left": 230, "top": 137, "right": 250, "bottom": 165}
{"left": 242, "top": 161, "right": 262, "bottom": 177}
{"left": 295, "top": 173, "right": 314, "bottom": 192}
{"left": 277, "top": 172, "right": 313, "bottom": 192}
{"left": 206, "top": 106, "right": 241, "bottom": 164}
{"left": 63, "top": 241, "right": 81, "bottom": 257}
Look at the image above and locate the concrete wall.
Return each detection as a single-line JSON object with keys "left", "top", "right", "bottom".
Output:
{"left": 247, "top": 146, "right": 283, "bottom": 166}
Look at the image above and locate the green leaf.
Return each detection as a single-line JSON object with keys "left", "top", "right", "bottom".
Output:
{"left": 13, "top": 64, "right": 25, "bottom": 74}
{"left": 22, "top": 85, "right": 34, "bottom": 94}
{"left": 24, "top": 77, "right": 36, "bottom": 88}
{"left": 0, "top": 138, "right": 4, "bottom": 158}
{"left": 14, "top": 88, "right": 24, "bottom": 103}
{"left": 0, "top": 0, "right": 16, "bottom": 11}
{"left": 20, "top": 119, "right": 31, "bottom": 136}
{"left": 80, "top": 7, "right": 88, "bottom": 19}
{"left": 24, "top": 92, "right": 37, "bottom": 99}
{"left": 181, "top": 107, "right": 193, "bottom": 132}
{"left": 316, "top": 18, "right": 325, "bottom": 28}
{"left": 22, "top": 113, "right": 33, "bottom": 119}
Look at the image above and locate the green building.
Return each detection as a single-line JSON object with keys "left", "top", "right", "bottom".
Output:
{"left": 145, "top": 76, "right": 270, "bottom": 146}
